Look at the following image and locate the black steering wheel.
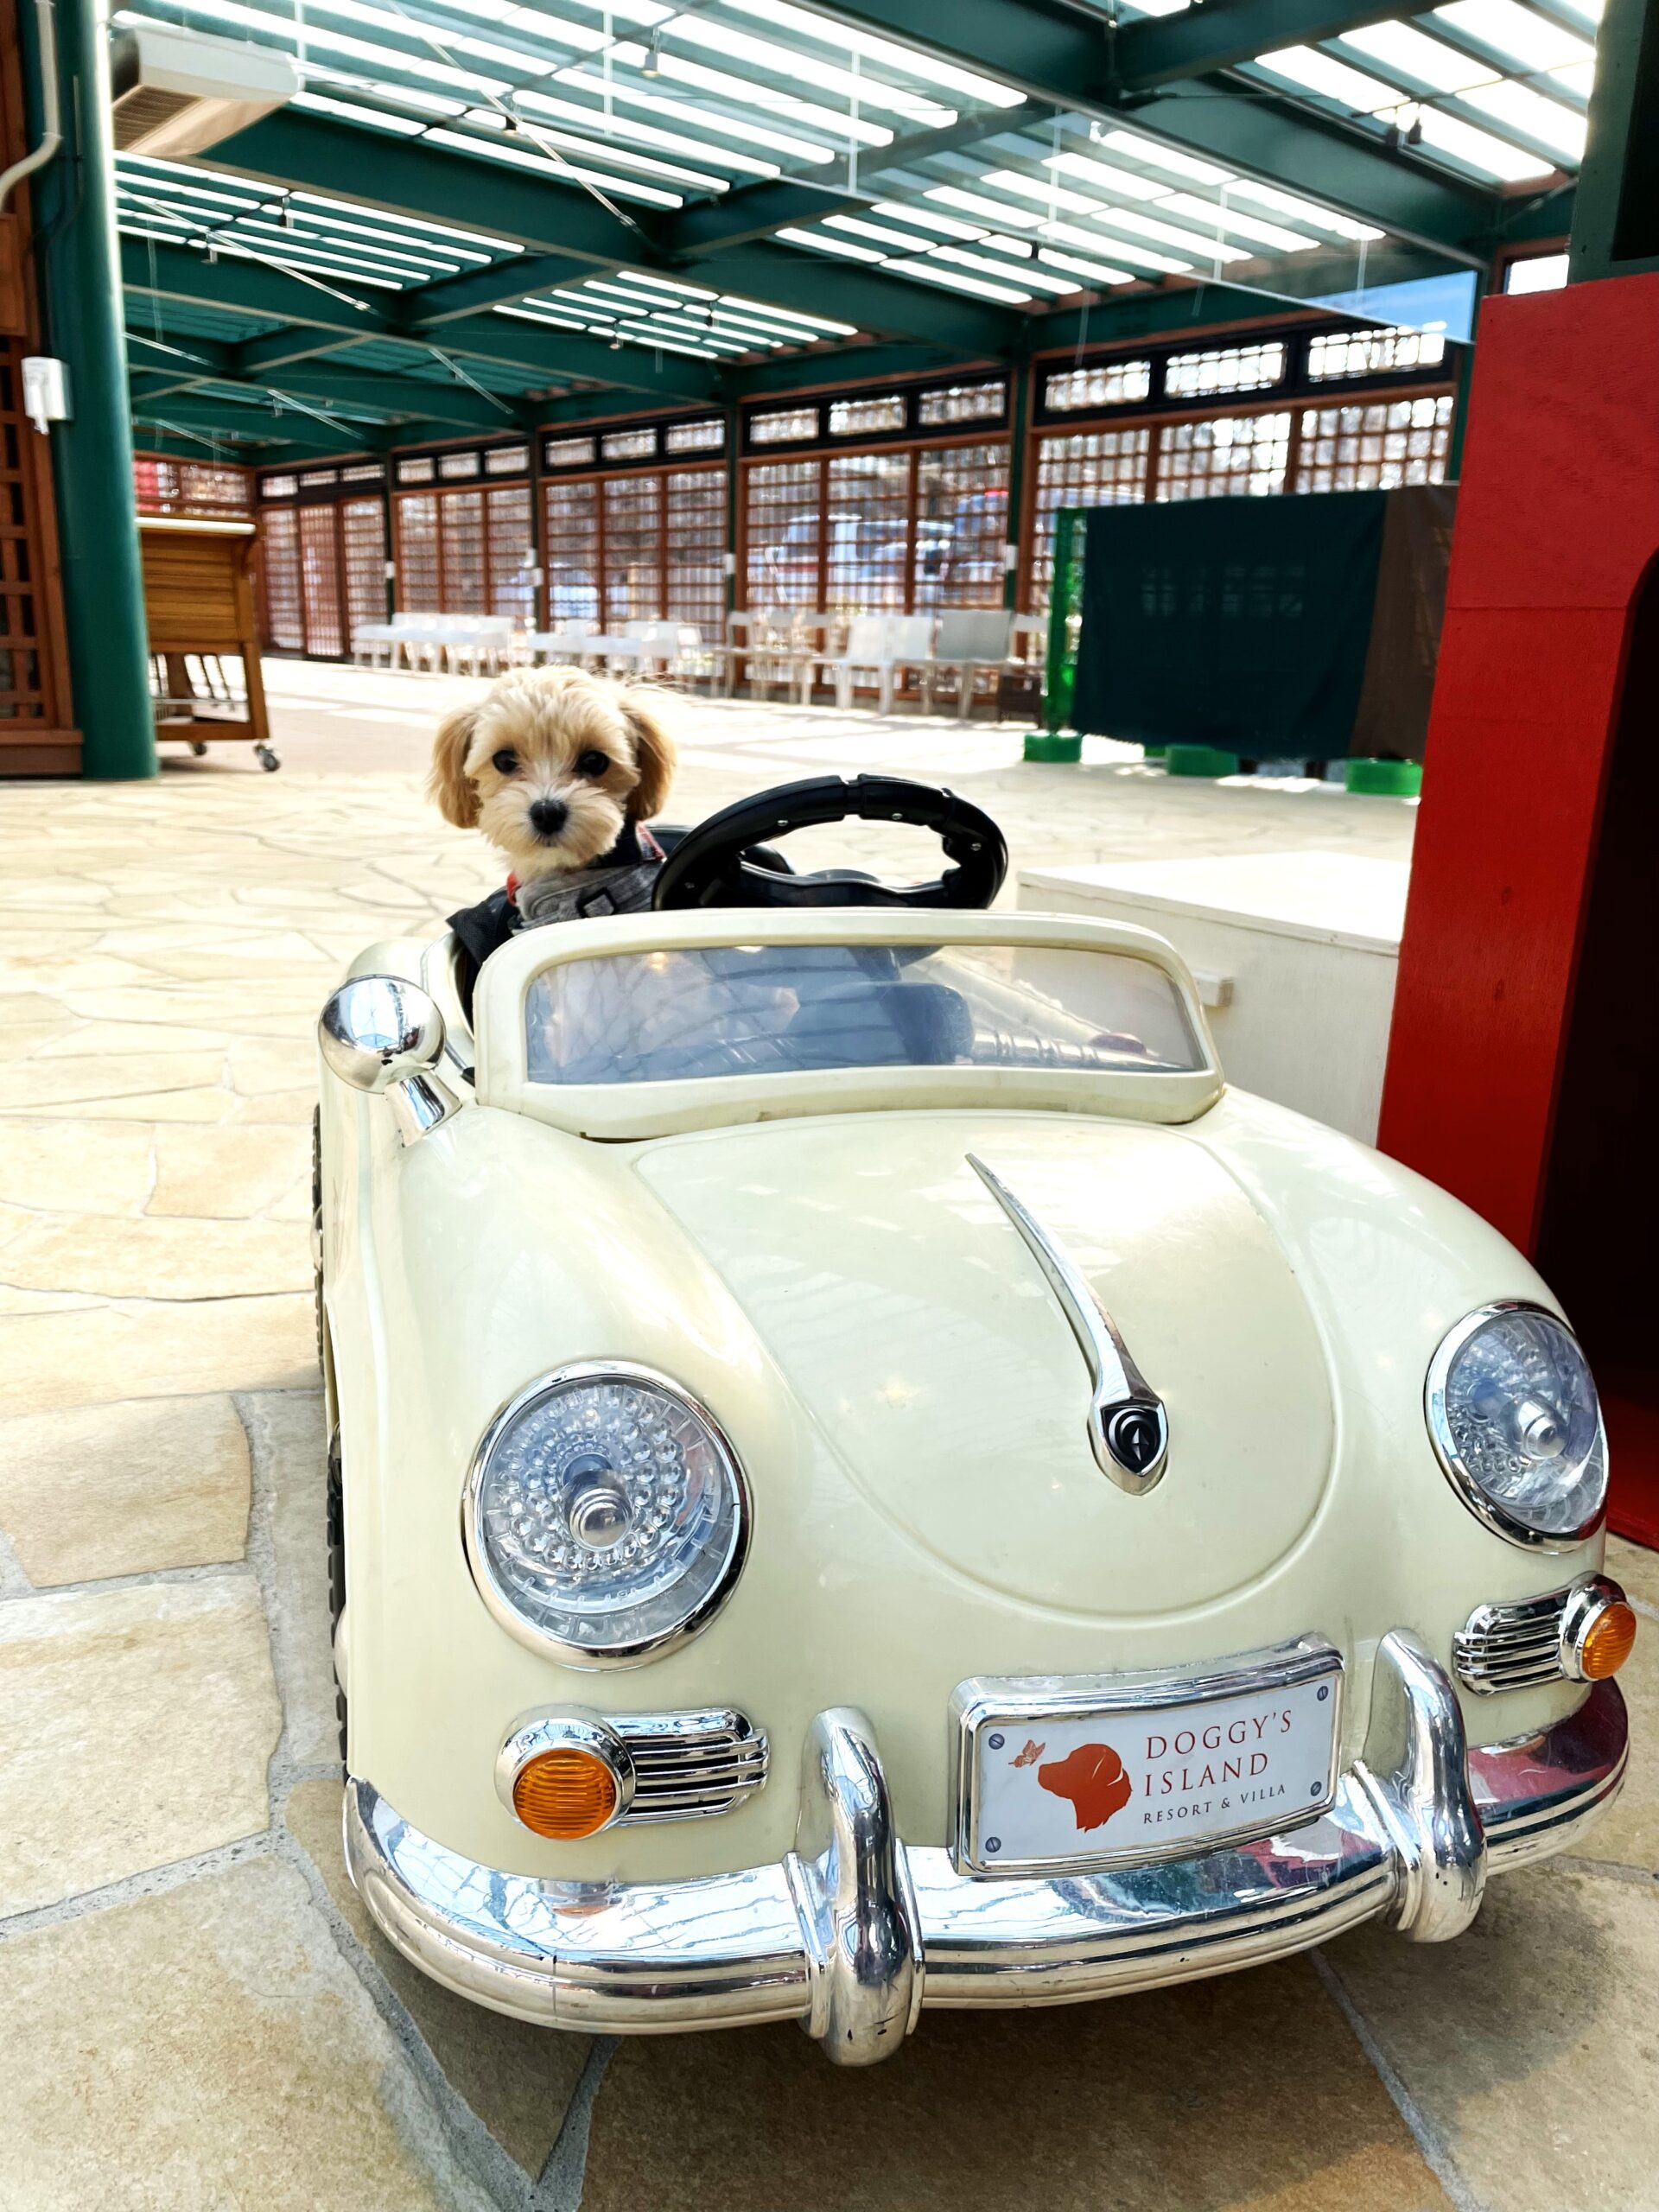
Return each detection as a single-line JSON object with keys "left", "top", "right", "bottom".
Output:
{"left": 652, "top": 774, "right": 1008, "bottom": 912}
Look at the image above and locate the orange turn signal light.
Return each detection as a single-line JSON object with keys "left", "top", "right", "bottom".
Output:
{"left": 1579, "top": 1600, "right": 1637, "bottom": 1681}
{"left": 512, "top": 1747, "right": 620, "bottom": 1839}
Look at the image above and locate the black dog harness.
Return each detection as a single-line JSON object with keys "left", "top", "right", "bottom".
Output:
{"left": 446, "top": 822, "right": 664, "bottom": 973}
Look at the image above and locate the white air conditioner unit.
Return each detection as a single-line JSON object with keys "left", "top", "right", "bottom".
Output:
{"left": 109, "top": 24, "right": 297, "bottom": 159}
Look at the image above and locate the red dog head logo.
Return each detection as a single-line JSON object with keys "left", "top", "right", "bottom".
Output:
{"left": 1038, "top": 1742, "right": 1133, "bottom": 1833}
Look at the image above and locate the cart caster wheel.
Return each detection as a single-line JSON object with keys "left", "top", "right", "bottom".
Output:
{"left": 189, "top": 740, "right": 207, "bottom": 757}
{"left": 254, "top": 742, "right": 281, "bottom": 772}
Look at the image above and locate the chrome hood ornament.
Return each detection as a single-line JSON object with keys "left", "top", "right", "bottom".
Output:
{"left": 969, "top": 1154, "right": 1169, "bottom": 1496}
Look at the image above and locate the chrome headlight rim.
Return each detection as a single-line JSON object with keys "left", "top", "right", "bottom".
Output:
{"left": 1426, "top": 1300, "right": 1607, "bottom": 1554}
{"left": 461, "top": 1359, "right": 752, "bottom": 1669}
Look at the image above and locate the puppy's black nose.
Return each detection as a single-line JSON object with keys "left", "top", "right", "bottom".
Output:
{"left": 528, "top": 797, "right": 569, "bottom": 838}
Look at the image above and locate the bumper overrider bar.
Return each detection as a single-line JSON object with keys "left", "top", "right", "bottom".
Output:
{"left": 345, "top": 1632, "right": 1627, "bottom": 2067}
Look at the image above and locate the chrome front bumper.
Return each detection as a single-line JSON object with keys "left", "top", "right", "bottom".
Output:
{"left": 344, "top": 1633, "right": 1626, "bottom": 2067}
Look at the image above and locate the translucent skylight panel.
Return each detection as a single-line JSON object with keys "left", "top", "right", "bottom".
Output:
{"left": 823, "top": 213, "right": 940, "bottom": 251}
{"left": 1155, "top": 192, "right": 1319, "bottom": 251}
{"left": 1068, "top": 201, "right": 1250, "bottom": 258}
{"left": 1219, "top": 179, "right": 1385, "bottom": 240}
{"left": 601, "top": 47, "right": 893, "bottom": 143}
{"left": 1336, "top": 20, "right": 1498, "bottom": 91}
{"left": 931, "top": 243, "right": 1080, "bottom": 293}
{"left": 868, "top": 200, "right": 984, "bottom": 239}
{"left": 1044, "top": 149, "right": 1179, "bottom": 201}
{"left": 1034, "top": 218, "right": 1200, "bottom": 272}
{"left": 774, "top": 226, "right": 887, "bottom": 262}
{"left": 1036, "top": 246, "right": 1135, "bottom": 287}
{"left": 924, "top": 184, "right": 1042, "bottom": 226}
{"left": 291, "top": 91, "right": 429, "bottom": 132}
{"left": 715, "top": 293, "right": 857, "bottom": 337}
{"left": 1254, "top": 46, "right": 1403, "bottom": 110}
{"left": 147, "top": 0, "right": 512, "bottom": 96}
{"left": 980, "top": 168, "right": 1122, "bottom": 218}
{"left": 1411, "top": 104, "right": 1556, "bottom": 175}
{"left": 554, "top": 71, "right": 839, "bottom": 164}
{"left": 418, "top": 125, "right": 683, "bottom": 200}
{"left": 289, "top": 193, "right": 518, "bottom": 252}
{"left": 464, "top": 108, "right": 730, "bottom": 189}
{"left": 507, "top": 86, "right": 779, "bottom": 175}
{"left": 1459, "top": 77, "right": 1587, "bottom": 156}
{"left": 1096, "top": 129, "right": 1230, "bottom": 185}
{"left": 1433, "top": 0, "right": 1597, "bottom": 69}
{"left": 719, "top": 0, "right": 1026, "bottom": 108}
{"left": 664, "top": 16, "right": 957, "bottom": 125}
{"left": 884, "top": 257, "right": 1033, "bottom": 303}
{"left": 1550, "top": 60, "right": 1596, "bottom": 97}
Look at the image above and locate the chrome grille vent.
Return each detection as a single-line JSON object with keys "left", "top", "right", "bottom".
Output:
{"left": 615, "top": 1708, "right": 767, "bottom": 1823}
{"left": 1453, "top": 1586, "right": 1573, "bottom": 1694}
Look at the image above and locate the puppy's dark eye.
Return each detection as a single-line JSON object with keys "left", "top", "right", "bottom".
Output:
{"left": 491, "top": 749, "right": 518, "bottom": 775}
{"left": 576, "top": 749, "right": 611, "bottom": 779}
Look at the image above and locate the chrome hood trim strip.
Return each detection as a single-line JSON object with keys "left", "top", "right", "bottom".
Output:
{"left": 968, "top": 1153, "right": 1169, "bottom": 1494}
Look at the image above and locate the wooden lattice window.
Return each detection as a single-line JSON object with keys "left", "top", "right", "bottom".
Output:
{"left": 340, "top": 499, "right": 386, "bottom": 637}
{"left": 485, "top": 484, "right": 535, "bottom": 621}
{"left": 0, "top": 340, "right": 72, "bottom": 750}
{"left": 1154, "top": 412, "right": 1294, "bottom": 502}
{"left": 1297, "top": 396, "right": 1454, "bottom": 493}
{"left": 438, "top": 490, "right": 486, "bottom": 613}
{"left": 299, "top": 505, "right": 343, "bottom": 657}
{"left": 664, "top": 469, "right": 724, "bottom": 632}
{"left": 259, "top": 507, "right": 304, "bottom": 650}
{"left": 601, "top": 474, "right": 663, "bottom": 626}
{"left": 744, "top": 458, "right": 819, "bottom": 610}
{"left": 543, "top": 478, "right": 599, "bottom": 621}
{"left": 914, "top": 442, "right": 1009, "bottom": 611}
{"left": 395, "top": 494, "right": 441, "bottom": 612}
{"left": 1029, "top": 428, "right": 1150, "bottom": 609}
{"left": 824, "top": 450, "right": 909, "bottom": 613}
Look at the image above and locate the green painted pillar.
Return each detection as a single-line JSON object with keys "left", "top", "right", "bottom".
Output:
{"left": 23, "top": 0, "right": 156, "bottom": 777}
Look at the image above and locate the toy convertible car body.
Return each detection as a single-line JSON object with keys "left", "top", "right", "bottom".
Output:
{"left": 315, "top": 777, "right": 1633, "bottom": 2067}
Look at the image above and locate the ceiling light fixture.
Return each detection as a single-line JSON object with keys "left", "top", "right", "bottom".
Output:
{"left": 642, "top": 29, "right": 663, "bottom": 78}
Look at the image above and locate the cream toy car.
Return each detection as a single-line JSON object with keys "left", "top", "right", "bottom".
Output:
{"left": 314, "top": 774, "right": 1634, "bottom": 2068}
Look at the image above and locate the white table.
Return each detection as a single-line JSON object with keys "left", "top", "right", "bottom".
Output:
{"left": 1018, "top": 851, "right": 1408, "bottom": 1144}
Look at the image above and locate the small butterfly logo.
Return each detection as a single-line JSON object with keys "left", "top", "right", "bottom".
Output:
{"left": 1012, "top": 1738, "right": 1046, "bottom": 1768}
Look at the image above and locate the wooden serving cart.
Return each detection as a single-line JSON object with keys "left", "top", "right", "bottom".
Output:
{"left": 140, "top": 516, "right": 278, "bottom": 770}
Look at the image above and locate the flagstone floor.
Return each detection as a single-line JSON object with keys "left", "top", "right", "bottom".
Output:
{"left": 0, "top": 662, "right": 1655, "bottom": 2210}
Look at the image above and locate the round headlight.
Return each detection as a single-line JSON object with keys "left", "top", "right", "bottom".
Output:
{"left": 463, "top": 1363, "right": 749, "bottom": 1665}
{"left": 1426, "top": 1302, "right": 1607, "bottom": 1548}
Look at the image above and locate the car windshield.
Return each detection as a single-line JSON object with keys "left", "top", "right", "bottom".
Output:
{"left": 524, "top": 941, "right": 1204, "bottom": 1086}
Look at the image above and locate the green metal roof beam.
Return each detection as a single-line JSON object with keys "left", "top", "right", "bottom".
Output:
{"left": 207, "top": 109, "right": 1021, "bottom": 348}
{"left": 1114, "top": 0, "right": 1445, "bottom": 90}
{"left": 122, "top": 234, "right": 396, "bottom": 340}
{"left": 133, "top": 392, "right": 386, "bottom": 449}
{"left": 799, "top": 0, "right": 1498, "bottom": 256}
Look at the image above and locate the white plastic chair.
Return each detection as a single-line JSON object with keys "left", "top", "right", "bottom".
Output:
{"left": 925, "top": 608, "right": 1014, "bottom": 720}
{"left": 823, "top": 613, "right": 936, "bottom": 713}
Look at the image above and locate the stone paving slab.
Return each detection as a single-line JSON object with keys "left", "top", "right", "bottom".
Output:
{"left": 1325, "top": 1866, "right": 1659, "bottom": 2212}
{"left": 0, "top": 1578, "right": 279, "bottom": 1916}
{"left": 0, "top": 1395, "right": 250, "bottom": 1585}
{"left": 0, "top": 1292, "right": 316, "bottom": 1419}
{"left": 0, "top": 1856, "right": 497, "bottom": 2212}
{"left": 284, "top": 1778, "right": 594, "bottom": 2182}
{"left": 579, "top": 1963, "right": 1455, "bottom": 2212}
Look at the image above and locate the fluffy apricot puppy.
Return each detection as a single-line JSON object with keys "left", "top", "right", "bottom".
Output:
{"left": 426, "top": 664, "right": 676, "bottom": 884}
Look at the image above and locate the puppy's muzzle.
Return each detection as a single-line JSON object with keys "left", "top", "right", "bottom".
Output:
{"left": 527, "top": 798, "right": 569, "bottom": 840}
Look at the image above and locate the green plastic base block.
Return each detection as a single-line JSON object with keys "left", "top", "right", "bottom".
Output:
{"left": 1141, "top": 742, "right": 1167, "bottom": 759}
{"left": 1344, "top": 756, "right": 1423, "bottom": 796}
{"left": 1166, "top": 744, "right": 1240, "bottom": 779}
{"left": 1023, "top": 730, "right": 1084, "bottom": 764}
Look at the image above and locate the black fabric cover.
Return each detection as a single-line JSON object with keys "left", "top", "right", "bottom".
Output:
{"left": 1071, "top": 489, "right": 1392, "bottom": 757}
{"left": 1350, "top": 484, "right": 1457, "bottom": 762}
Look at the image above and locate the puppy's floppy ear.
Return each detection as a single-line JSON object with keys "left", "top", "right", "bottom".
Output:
{"left": 427, "top": 705, "right": 480, "bottom": 828}
{"left": 620, "top": 685, "right": 677, "bottom": 822}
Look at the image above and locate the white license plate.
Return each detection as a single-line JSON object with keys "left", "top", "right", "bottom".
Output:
{"left": 951, "top": 1640, "right": 1343, "bottom": 1875}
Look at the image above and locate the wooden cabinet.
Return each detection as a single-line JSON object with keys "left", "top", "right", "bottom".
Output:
{"left": 140, "top": 517, "right": 272, "bottom": 761}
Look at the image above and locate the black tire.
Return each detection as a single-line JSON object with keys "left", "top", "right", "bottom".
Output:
{"left": 311, "top": 1107, "right": 326, "bottom": 1378}
{"left": 326, "top": 1426, "right": 348, "bottom": 1764}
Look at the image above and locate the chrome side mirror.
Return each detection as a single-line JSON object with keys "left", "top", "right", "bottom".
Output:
{"left": 319, "top": 976, "right": 458, "bottom": 1147}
